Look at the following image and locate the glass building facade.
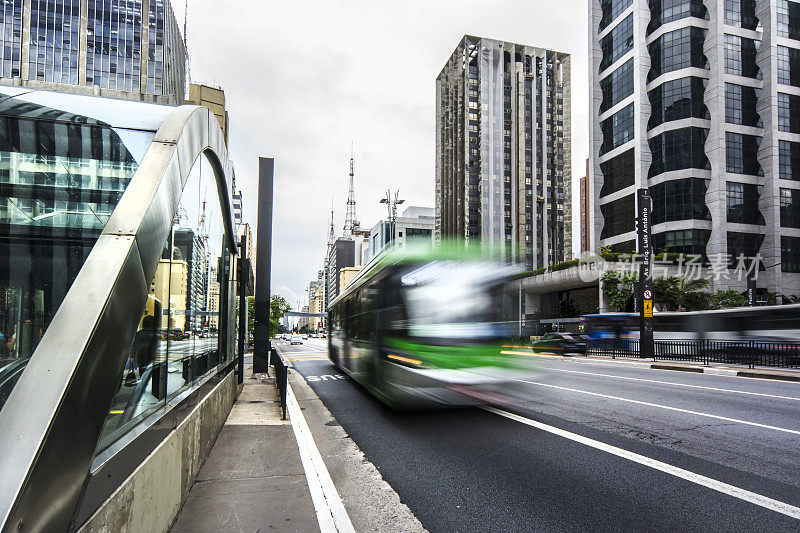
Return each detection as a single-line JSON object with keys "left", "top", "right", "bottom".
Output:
{"left": 436, "top": 36, "right": 572, "bottom": 269}
{"left": 0, "top": 1, "right": 185, "bottom": 104}
{"left": 591, "top": 0, "right": 800, "bottom": 296}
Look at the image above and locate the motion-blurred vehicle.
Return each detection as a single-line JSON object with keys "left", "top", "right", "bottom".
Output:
{"left": 531, "top": 332, "right": 587, "bottom": 355}
{"left": 327, "top": 243, "right": 532, "bottom": 409}
{"left": 290, "top": 334, "right": 303, "bottom": 345}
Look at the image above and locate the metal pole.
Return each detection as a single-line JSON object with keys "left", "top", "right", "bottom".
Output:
{"left": 254, "top": 157, "right": 274, "bottom": 374}
{"left": 637, "top": 188, "right": 654, "bottom": 359}
{"left": 237, "top": 233, "right": 247, "bottom": 385}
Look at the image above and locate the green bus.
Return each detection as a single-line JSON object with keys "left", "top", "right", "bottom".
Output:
{"left": 327, "top": 244, "right": 529, "bottom": 409}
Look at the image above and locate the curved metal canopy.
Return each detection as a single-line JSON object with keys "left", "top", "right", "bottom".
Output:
{"left": 0, "top": 90, "right": 236, "bottom": 532}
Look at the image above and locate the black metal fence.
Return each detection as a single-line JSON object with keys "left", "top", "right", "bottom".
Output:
{"left": 587, "top": 339, "right": 800, "bottom": 369}
{"left": 271, "top": 347, "right": 288, "bottom": 419}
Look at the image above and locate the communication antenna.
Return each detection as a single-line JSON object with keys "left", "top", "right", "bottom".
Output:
{"left": 343, "top": 143, "right": 359, "bottom": 237}
{"left": 183, "top": 0, "right": 191, "bottom": 88}
{"left": 327, "top": 198, "right": 335, "bottom": 255}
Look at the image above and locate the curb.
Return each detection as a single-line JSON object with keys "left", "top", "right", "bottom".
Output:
{"left": 505, "top": 350, "right": 800, "bottom": 383}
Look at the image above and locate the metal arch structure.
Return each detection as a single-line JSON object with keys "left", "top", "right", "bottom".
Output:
{"left": 0, "top": 105, "right": 237, "bottom": 533}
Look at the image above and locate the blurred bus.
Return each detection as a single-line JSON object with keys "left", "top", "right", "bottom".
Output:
{"left": 327, "top": 244, "right": 529, "bottom": 409}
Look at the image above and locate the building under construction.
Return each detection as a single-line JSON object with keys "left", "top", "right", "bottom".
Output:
{"left": 435, "top": 35, "right": 572, "bottom": 269}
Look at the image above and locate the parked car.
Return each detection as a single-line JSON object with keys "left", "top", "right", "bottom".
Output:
{"left": 290, "top": 334, "right": 303, "bottom": 345}
{"left": 531, "top": 332, "right": 587, "bottom": 355}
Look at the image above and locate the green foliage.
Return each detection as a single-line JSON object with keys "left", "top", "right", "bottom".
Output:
{"left": 710, "top": 289, "right": 747, "bottom": 309}
{"left": 270, "top": 295, "right": 291, "bottom": 338}
{"left": 601, "top": 271, "right": 638, "bottom": 312}
{"left": 652, "top": 275, "right": 709, "bottom": 311}
{"left": 549, "top": 259, "right": 580, "bottom": 272}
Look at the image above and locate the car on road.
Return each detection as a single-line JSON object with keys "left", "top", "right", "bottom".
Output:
{"left": 290, "top": 334, "right": 303, "bottom": 345}
{"left": 531, "top": 332, "right": 587, "bottom": 355}
{"left": 301, "top": 334, "right": 308, "bottom": 340}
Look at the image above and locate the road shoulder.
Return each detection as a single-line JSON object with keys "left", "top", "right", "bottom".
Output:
{"left": 288, "top": 369, "right": 427, "bottom": 533}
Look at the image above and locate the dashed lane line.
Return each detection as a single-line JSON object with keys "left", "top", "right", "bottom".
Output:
{"left": 485, "top": 406, "right": 800, "bottom": 521}
{"left": 513, "top": 378, "right": 800, "bottom": 436}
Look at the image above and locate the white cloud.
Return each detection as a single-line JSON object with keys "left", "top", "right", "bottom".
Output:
{"left": 180, "top": 0, "right": 589, "bottom": 303}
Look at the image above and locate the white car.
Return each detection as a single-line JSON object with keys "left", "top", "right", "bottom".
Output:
{"left": 290, "top": 334, "right": 303, "bottom": 345}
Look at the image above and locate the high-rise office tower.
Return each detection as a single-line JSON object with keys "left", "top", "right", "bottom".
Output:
{"left": 589, "top": 0, "right": 800, "bottom": 295}
{"left": 436, "top": 35, "right": 572, "bottom": 269}
{"left": 0, "top": 0, "right": 186, "bottom": 104}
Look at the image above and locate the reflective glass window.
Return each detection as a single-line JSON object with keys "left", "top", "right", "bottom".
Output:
{"left": 28, "top": 0, "right": 80, "bottom": 84}
{"left": 726, "top": 182, "right": 765, "bottom": 224}
{"left": 648, "top": 0, "right": 708, "bottom": 35}
{"left": 777, "top": 46, "right": 800, "bottom": 87}
{"left": 98, "top": 155, "right": 235, "bottom": 450}
{"left": 648, "top": 76, "right": 709, "bottom": 129}
{"left": 600, "top": 102, "right": 634, "bottom": 155}
{"left": 779, "top": 140, "right": 800, "bottom": 180}
{"left": 724, "top": 83, "right": 762, "bottom": 127}
{"left": 86, "top": 1, "right": 143, "bottom": 92}
{"left": 781, "top": 236, "right": 800, "bottom": 272}
{"left": 651, "top": 177, "right": 710, "bottom": 225}
{"left": 600, "top": 59, "right": 634, "bottom": 113}
{"left": 0, "top": 92, "right": 146, "bottom": 414}
{"left": 647, "top": 27, "right": 708, "bottom": 82}
{"left": 652, "top": 229, "right": 710, "bottom": 257}
{"left": 600, "top": 14, "right": 634, "bottom": 72}
{"left": 648, "top": 127, "right": 710, "bottom": 177}
{"left": 0, "top": 1, "right": 23, "bottom": 78}
{"left": 724, "top": 0, "right": 758, "bottom": 30}
{"left": 778, "top": 0, "right": 800, "bottom": 40}
{"left": 600, "top": 193, "right": 635, "bottom": 239}
{"left": 724, "top": 34, "right": 761, "bottom": 79}
{"left": 600, "top": 148, "right": 635, "bottom": 197}
{"left": 725, "top": 132, "right": 763, "bottom": 176}
{"left": 600, "top": 0, "right": 633, "bottom": 32}
{"left": 727, "top": 231, "right": 764, "bottom": 264}
{"left": 780, "top": 188, "right": 800, "bottom": 227}
{"left": 778, "top": 92, "right": 800, "bottom": 133}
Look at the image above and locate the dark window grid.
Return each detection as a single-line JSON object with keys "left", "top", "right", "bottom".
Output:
{"left": 600, "top": 102, "right": 635, "bottom": 155}
{"left": 781, "top": 236, "right": 800, "bottom": 271}
{"left": 780, "top": 140, "right": 800, "bottom": 180}
{"left": 724, "top": 0, "right": 759, "bottom": 29}
{"left": 652, "top": 229, "right": 710, "bottom": 257}
{"left": 778, "top": 0, "right": 800, "bottom": 41}
{"left": 651, "top": 177, "right": 710, "bottom": 224}
{"left": 778, "top": 92, "right": 800, "bottom": 133}
{"left": 600, "top": 193, "right": 636, "bottom": 239}
{"left": 648, "top": 76, "right": 710, "bottom": 129}
{"left": 778, "top": 45, "right": 800, "bottom": 87}
{"left": 727, "top": 232, "right": 764, "bottom": 267}
{"left": 726, "top": 132, "right": 764, "bottom": 176}
{"left": 724, "top": 34, "right": 762, "bottom": 79}
{"left": 600, "top": 14, "right": 634, "bottom": 72}
{"left": 648, "top": 127, "right": 710, "bottom": 177}
{"left": 780, "top": 188, "right": 800, "bottom": 227}
{"left": 726, "top": 181, "right": 765, "bottom": 224}
{"left": 724, "top": 83, "right": 762, "bottom": 127}
{"left": 648, "top": 0, "right": 708, "bottom": 34}
{"left": 648, "top": 27, "right": 708, "bottom": 82}
{"left": 600, "top": 58, "right": 634, "bottom": 113}
{"left": 600, "top": 149, "right": 636, "bottom": 197}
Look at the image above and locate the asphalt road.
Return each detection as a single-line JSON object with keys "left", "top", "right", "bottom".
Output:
{"left": 276, "top": 339, "right": 800, "bottom": 532}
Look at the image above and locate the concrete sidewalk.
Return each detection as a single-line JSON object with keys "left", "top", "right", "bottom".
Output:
{"left": 504, "top": 347, "right": 800, "bottom": 382}
{"left": 171, "top": 363, "right": 319, "bottom": 532}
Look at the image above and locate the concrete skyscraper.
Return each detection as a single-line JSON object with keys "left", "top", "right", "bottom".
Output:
{"left": 0, "top": 0, "right": 186, "bottom": 104}
{"left": 436, "top": 35, "right": 572, "bottom": 269}
{"left": 589, "top": 0, "right": 800, "bottom": 295}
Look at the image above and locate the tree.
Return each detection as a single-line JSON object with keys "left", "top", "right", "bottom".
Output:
{"left": 601, "top": 271, "right": 638, "bottom": 312}
{"left": 246, "top": 295, "right": 291, "bottom": 338}
{"left": 710, "top": 289, "right": 747, "bottom": 309}
{"left": 653, "top": 275, "right": 709, "bottom": 311}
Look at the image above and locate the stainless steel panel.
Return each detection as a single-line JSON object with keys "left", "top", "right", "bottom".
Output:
{"left": 0, "top": 103, "right": 236, "bottom": 532}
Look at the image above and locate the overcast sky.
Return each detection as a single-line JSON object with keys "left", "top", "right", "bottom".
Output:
{"left": 179, "top": 0, "right": 589, "bottom": 309}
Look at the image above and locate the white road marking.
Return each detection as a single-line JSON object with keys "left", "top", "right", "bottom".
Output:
{"left": 514, "top": 379, "right": 800, "bottom": 435}
{"left": 540, "top": 367, "right": 800, "bottom": 402}
{"left": 485, "top": 406, "right": 800, "bottom": 520}
{"left": 287, "top": 384, "right": 355, "bottom": 533}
